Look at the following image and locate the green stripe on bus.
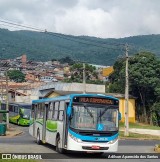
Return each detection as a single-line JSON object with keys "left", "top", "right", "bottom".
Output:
{"left": 35, "top": 119, "right": 57, "bottom": 132}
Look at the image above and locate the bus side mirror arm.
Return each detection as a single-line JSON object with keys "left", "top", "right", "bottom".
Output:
{"left": 118, "top": 112, "right": 122, "bottom": 121}
{"left": 67, "top": 106, "right": 72, "bottom": 117}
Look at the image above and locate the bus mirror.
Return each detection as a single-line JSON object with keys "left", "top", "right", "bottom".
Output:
{"left": 67, "top": 106, "right": 72, "bottom": 117}
{"left": 118, "top": 112, "right": 122, "bottom": 121}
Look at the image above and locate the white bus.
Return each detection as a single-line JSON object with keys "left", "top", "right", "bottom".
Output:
{"left": 29, "top": 94, "right": 120, "bottom": 153}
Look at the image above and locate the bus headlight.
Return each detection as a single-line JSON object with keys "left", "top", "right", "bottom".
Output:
{"left": 69, "top": 133, "right": 82, "bottom": 143}
{"left": 108, "top": 137, "right": 118, "bottom": 144}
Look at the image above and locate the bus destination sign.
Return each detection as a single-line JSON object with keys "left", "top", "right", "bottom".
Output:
{"left": 73, "top": 97, "right": 118, "bottom": 105}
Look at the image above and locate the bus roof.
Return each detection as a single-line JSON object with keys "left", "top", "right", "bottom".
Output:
{"left": 9, "top": 102, "right": 31, "bottom": 106}
{"left": 32, "top": 93, "right": 118, "bottom": 104}
{"left": 1, "top": 102, "right": 31, "bottom": 107}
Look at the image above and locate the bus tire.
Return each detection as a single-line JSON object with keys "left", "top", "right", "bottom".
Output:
{"left": 37, "top": 130, "right": 41, "bottom": 145}
{"left": 56, "top": 136, "right": 65, "bottom": 154}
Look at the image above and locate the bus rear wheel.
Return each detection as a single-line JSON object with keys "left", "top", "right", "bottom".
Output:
{"left": 56, "top": 137, "right": 65, "bottom": 154}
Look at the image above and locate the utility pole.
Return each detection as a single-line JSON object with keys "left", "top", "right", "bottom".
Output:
{"left": 124, "top": 43, "right": 129, "bottom": 136}
{"left": 5, "top": 70, "right": 9, "bottom": 129}
{"left": 83, "top": 63, "right": 86, "bottom": 94}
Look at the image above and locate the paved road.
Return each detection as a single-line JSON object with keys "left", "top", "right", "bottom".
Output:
{"left": 0, "top": 124, "right": 159, "bottom": 162}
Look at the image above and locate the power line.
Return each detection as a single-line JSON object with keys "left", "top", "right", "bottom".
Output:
{"left": 44, "top": 32, "right": 125, "bottom": 50}
{"left": 0, "top": 18, "right": 126, "bottom": 50}
{"left": 0, "top": 19, "right": 44, "bottom": 32}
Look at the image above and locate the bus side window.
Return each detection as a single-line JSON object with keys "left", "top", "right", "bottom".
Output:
{"left": 39, "top": 103, "right": 44, "bottom": 119}
{"left": 37, "top": 104, "right": 41, "bottom": 119}
{"left": 59, "top": 111, "right": 64, "bottom": 121}
{"left": 31, "top": 108, "right": 35, "bottom": 119}
{"left": 48, "top": 102, "right": 54, "bottom": 120}
{"left": 58, "top": 101, "right": 65, "bottom": 121}
{"left": 14, "top": 107, "right": 18, "bottom": 114}
{"left": 31, "top": 105, "right": 35, "bottom": 119}
{"left": 9, "top": 105, "right": 13, "bottom": 117}
{"left": 9, "top": 105, "right": 13, "bottom": 112}
{"left": 53, "top": 102, "right": 59, "bottom": 120}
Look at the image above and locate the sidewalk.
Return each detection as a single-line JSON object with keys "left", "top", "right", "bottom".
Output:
{"left": 120, "top": 128, "right": 160, "bottom": 136}
{"left": 0, "top": 126, "right": 23, "bottom": 138}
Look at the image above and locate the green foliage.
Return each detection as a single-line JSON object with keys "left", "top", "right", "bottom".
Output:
{"left": 109, "top": 58, "right": 126, "bottom": 93}
{"left": 58, "top": 56, "right": 75, "bottom": 65}
{"left": 51, "top": 56, "right": 75, "bottom": 65}
{"left": 151, "top": 102, "right": 160, "bottom": 126}
{"left": 1, "top": 28, "right": 160, "bottom": 65}
{"left": 109, "top": 52, "right": 160, "bottom": 124}
{"left": 8, "top": 70, "right": 25, "bottom": 82}
{"left": 65, "top": 63, "right": 103, "bottom": 84}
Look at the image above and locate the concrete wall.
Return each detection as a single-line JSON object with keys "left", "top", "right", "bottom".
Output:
{"left": 15, "top": 95, "right": 39, "bottom": 103}
{"left": 119, "top": 98, "right": 135, "bottom": 123}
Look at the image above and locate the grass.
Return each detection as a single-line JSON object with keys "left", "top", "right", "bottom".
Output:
{"left": 119, "top": 122, "right": 160, "bottom": 130}
{"left": 119, "top": 131, "right": 160, "bottom": 140}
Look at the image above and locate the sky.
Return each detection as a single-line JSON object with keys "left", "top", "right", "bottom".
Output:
{"left": 0, "top": 0, "right": 160, "bottom": 38}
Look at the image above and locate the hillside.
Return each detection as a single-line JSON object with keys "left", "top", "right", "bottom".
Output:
{"left": 0, "top": 28, "right": 160, "bottom": 65}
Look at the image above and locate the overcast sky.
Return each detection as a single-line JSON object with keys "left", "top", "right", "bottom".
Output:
{"left": 0, "top": 0, "right": 160, "bottom": 38}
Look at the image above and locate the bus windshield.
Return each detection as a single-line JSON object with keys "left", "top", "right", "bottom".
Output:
{"left": 20, "top": 108, "right": 30, "bottom": 119}
{"left": 70, "top": 104, "right": 118, "bottom": 132}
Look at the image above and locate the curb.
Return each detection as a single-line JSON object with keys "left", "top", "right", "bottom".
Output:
{"left": 119, "top": 137, "right": 160, "bottom": 140}
{"left": 154, "top": 144, "right": 160, "bottom": 153}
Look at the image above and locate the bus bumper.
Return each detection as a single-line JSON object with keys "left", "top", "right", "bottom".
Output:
{"left": 67, "top": 135, "right": 118, "bottom": 152}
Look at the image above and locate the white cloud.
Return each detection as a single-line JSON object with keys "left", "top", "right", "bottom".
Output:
{"left": 0, "top": 0, "right": 160, "bottom": 38}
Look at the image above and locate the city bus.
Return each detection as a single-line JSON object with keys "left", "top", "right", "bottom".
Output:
{"left": 29, "top": 94, "right": 120, "bottom": 153}
{"left": 1, "top": 102, "right": 31, "bottom": 126}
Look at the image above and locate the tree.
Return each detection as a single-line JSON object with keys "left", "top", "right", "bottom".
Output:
{"left": 64, "top": 63, "right": 103, "bottom": 84}
{"left": 7, "top": 70, "right": 25, "bottom": 82}
{"left": 59, "top": 56, "right": 75, "bottom": 65}
{"left": 109, "top": 52, "right": 160, "bottom": 124}
{"left": 109, "top": 57, "right": 126, "bottom": 93}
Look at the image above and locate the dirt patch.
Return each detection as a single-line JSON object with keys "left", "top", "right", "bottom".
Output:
{"left": 0, "top": 127, "right": 23, "bottom": 138}
{"left": 154, "top": 144, "right": 160, "bottom": 153}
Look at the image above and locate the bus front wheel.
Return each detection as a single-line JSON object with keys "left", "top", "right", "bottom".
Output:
{"left": 56, "top": 136, "right": 64, "bottom": 154}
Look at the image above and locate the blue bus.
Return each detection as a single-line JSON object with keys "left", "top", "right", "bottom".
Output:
{"left": 29, "top": 94, "right": 120, "bottom": 153}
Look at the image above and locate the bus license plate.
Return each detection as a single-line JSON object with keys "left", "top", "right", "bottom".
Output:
{"left": 91, "top": 145, "right": 100, "bottom": 149}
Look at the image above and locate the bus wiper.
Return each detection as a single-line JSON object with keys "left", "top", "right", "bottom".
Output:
{"left": 84, "top": 106, "right": 94, "bottom": 123}
{"left": 100, "top": 109, "right": 108, "bottom": 117}
{"left": 98, "top": 109, "right": 107, "bottom": 123}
